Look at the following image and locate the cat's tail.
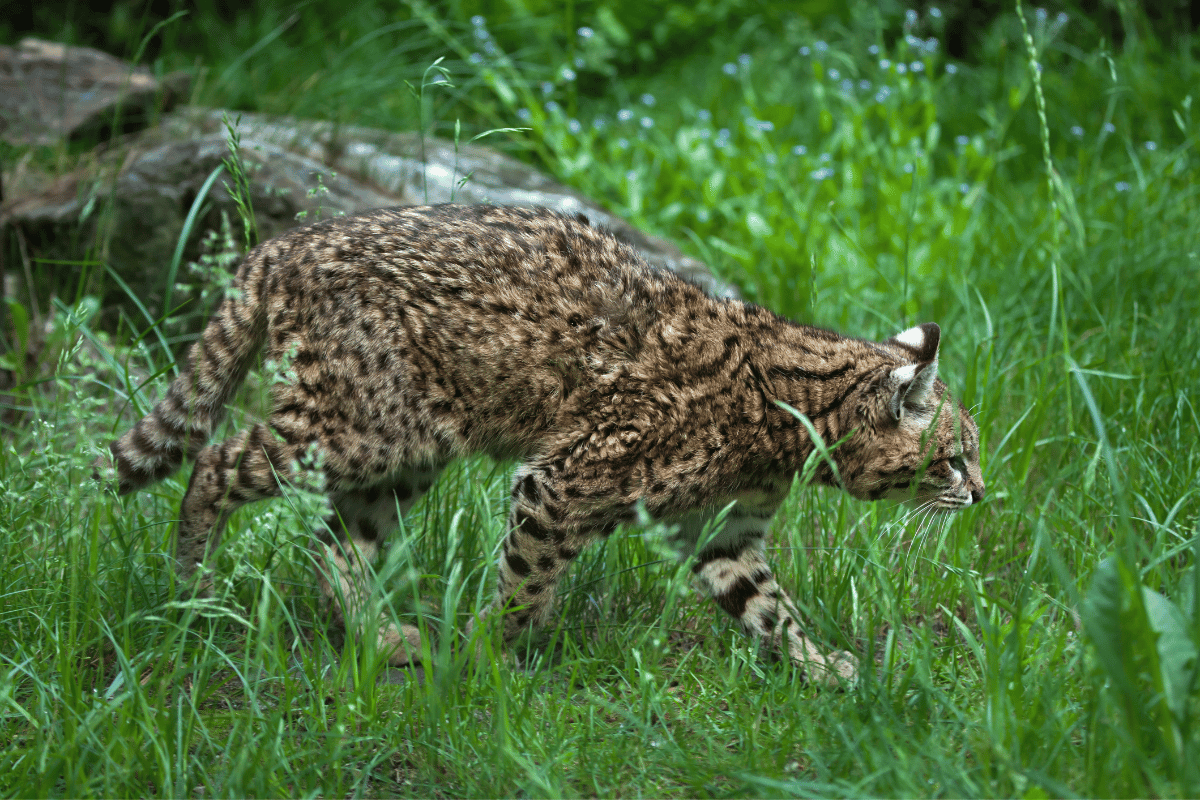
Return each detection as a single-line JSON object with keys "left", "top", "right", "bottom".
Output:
{"left": 97, "top": 250, "right": 271, "bottom": 495}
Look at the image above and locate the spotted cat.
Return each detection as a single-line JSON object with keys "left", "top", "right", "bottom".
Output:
{"left": 98, "top": 204, "right": 984, "bottom": 685}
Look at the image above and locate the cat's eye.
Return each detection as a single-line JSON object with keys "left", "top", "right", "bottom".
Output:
{"left": 949, "top": 455, "right": 967, "bottom": 473}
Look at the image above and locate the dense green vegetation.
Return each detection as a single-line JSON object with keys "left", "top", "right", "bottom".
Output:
{"left": 3, "top": 1, "right": 1199, "bottom": 796}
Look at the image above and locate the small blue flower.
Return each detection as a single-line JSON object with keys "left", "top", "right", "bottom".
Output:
{"left": 879, "top": 58, "right": 891, "bottom": 69}
{"left": 896, "top": 63, "right": 907, "bottom": 74}
{"left": 814, "top": 40, "right": 828, "bottom": 53}
{"left": 799, "top": 46, "right": 811, "bottom": 56}
{"left": 577, "top": 26, "right": 594, "bottom": 38}
{"left": 1035, "top": 7, "right": 1048, "bottom": 22}
{"left": 765, "top": 153, "right": 777, "bottom": 165}
{"left": 840, "top": 79, "right": 854, "bottom": 94}
{"left": 640, "top": 93, "right": 656, "bottom": 107}
{"left": 905, "top": 9, "right": 918, "bottom": 27}
{"left": 910, "top": 61, "right": 924, "bottom": 73}
{"left": 568, "top": 119, "right": 582, "bottom": 134}
{"left": 959, "top": 183, "right": 970, "bottom": 194}
{"left": 617, "top": 109, "right": 634, "bottom": 122}
{"left": 540, "top": 81, "right": 554, "bottom": 96}
{"left": 592, "top": 117, "right": 608, "bottom": 130}
{"left": 903, "top": 163, "right": 914, "bottom": 173}
{"left": 925, "top": 38, "right": 939, "bottom": 54}
{"left": 868, "top": 44, "right": 879, "bottom": 55}
{"left": 930, "top": 7, "right": 942, "bottom": 18}
{"left": 468, "top": 52, "right": 483, "bottom": 65}
{"left": 723, "top": 62, "right": 738, "bottom": 76}
{"left": 792, "top": 144, "right": 807, "bottom": 156}
{"left": 820, "top": 152, "right": 831, "bottom": 163}
{"left": 810, "top": 167, "right": 834, "bottom": 181}
{"left": 560, "top": 67, "right": 577, "bottom": 81}
{"left": 544, "top": 100, "right": 560, "bottom": 113}
{"left": 1145, "top": 141, "right": 1157, "bottom": 151}
{"left": 471, "top": 15, "right": 486, "bottom": 27}
{"left": 945, "top": 63, "right": 958, "bottom": 75}
{"left": 640, "top": 116, "right": 654, "bottom": 129}
{"left": 828, "top": 68, "right": 840, "bottom": 80}
{"left": 617, "top": 137, "right": 629, "bottom": 149}
{"left": 875, "top": 87, "right": 892, "bottom": 102}
{"left": 574, "top": 56, "right": 585, "bottom": 69}
{"left": 859, "top": 79, "right": 872, "bottom": 91}
{"left": 955, "top": 135, "right": 969, "bottom": 147}
{"left": 1103, "top": 122, "right": 1116, "bottom": 133}
{"left": 697, "top": 109, "right": 712, "bottom": 122}
{"left": 738, "top": 53, "right": 751, "bottom": 66}
{"left": 1070, "top": 126, "right": 1084, "bottom": 137}
{"left": 517, "top": 108, "right": 531, "bottom": 121}
{"left": 1115, "top": 181, "right": 1130, "bottom": 192}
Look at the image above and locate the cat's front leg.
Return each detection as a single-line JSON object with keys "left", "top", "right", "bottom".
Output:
{"left": 475, "top": 465, "right": 607, "bottom": 650}
{"left": 693, "top": 535, "right": 858, "bottom": 686}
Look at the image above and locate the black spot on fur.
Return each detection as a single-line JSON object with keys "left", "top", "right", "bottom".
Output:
{"left": 506, "top": 552, "right": 532, "bottom": 578}
{"left": 715, "top": 576, "right": 759, "bottom": 618}
{"left": 358, "top": 517, "right": 379, "bottom": 541}
{"left": 516, "top": 513, "right": 551, "bottom": 541}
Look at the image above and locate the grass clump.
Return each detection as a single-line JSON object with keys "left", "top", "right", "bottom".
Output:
{"left": 3, "top": 2, "right": 1200, "bottom": 797}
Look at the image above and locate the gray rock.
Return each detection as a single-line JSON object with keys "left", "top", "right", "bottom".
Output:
{"left": 0, "top": 37, "right": 189, "bottom": 146}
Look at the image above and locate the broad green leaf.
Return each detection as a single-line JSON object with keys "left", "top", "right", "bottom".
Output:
{"left": 1141, "top": 587, "right": 1198, "bottom": 721}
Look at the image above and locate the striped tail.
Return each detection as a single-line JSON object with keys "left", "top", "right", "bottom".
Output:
{"left": 99, "top": 257, "right": 269, "bottom": 495}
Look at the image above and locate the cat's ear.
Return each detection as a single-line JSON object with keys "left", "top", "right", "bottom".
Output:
{"left": 884, "top": 323, "right": 940, "bottom": 420}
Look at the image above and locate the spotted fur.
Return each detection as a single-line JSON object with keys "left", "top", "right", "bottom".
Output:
{"left": 98, "top": 204, "right": 984, "bottom": 685}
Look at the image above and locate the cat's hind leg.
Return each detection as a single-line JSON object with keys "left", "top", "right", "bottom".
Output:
{"left": 317, "top": 465, "right": 445, "bottom": 666}
{"left": 177, "top": 423, "right": 309, "bottom": 587}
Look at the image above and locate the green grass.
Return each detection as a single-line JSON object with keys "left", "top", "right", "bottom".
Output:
{"left": 3, "top": 2, "right": 1200, "bottom": 796}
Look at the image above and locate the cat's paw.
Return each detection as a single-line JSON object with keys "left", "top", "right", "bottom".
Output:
{"left": 805, "top": 649, "right": 859, "bottom": 688}
{"left": 380, "top": 622, "right": 424, "bottom": 667}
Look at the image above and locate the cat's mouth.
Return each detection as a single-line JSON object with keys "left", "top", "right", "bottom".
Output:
{"left": 884, "top": 486, "right": 978, "bottom": 511}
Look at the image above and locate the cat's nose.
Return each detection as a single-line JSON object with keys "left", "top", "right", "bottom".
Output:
{"left": 971, "top": 485, "right": 985, "bottom": 505}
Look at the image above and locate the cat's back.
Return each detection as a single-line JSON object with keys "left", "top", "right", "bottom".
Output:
{"left": 261, "top": 204, "right": 665, "bottom": 315}
{"left": 251, "top": 204, "right": 684, "bottom": 458}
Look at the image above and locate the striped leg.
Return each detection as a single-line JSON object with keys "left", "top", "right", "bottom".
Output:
{"left": 177, "top": 423, "right": 307, "bottom": 586}
{"left": 318, "top": 465, "right": 444, "bottom": 666}
{"left": 471, "top": 463, "right": 625, "bottom": 648}
{"left": 693, "top": 535, "right": 858, "bottom": 686}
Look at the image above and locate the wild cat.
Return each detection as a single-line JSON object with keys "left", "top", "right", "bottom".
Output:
{"left": 98, "top": 204, "right": 984, "bottom": 685}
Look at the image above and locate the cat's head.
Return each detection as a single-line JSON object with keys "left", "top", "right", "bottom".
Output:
{"left": 838, "top": 323, "right": 984, "bottom": 510}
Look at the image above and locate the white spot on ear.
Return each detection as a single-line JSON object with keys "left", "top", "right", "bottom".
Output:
{"left": 891, "top": 364, "right": 917, "bottom": 384}
{"left": 892, "top": 326, "right": 927, "bottom": 349}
